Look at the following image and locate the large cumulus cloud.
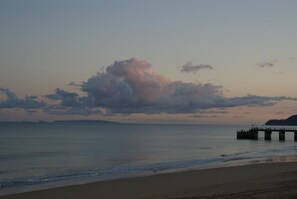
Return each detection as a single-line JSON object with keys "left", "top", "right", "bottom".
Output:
{"left": 78, "top": 58, "right": 225, "bottom": 113}
{"left": 82, "top": 58, "right": 169, "bottom": 109}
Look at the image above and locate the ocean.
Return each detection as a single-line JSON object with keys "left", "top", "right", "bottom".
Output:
{"left": 1, "top": 122, "right": 297, "bottom": 195}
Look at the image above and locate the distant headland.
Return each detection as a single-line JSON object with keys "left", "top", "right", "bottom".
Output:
{"left": 0, "top": 120, "right": 120, "bottom": 125}
{"left": 265, "top": 114, "right": 297, "bottom": 126}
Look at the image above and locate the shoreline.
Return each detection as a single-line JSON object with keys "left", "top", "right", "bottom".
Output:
{"left": 1, "top": 159, "right": 297, "bottom": 199}
{"left": 2, "top": 154, "right": 297, "bottom": 196}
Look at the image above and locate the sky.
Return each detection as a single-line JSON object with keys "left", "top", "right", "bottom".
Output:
{"left": 1, "top": 0, "right": 297, "bottom": 124}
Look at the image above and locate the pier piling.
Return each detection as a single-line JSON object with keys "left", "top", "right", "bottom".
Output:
{"left": 264, "top": 130, "right": 272, "bottom": 140}
{"left": 279, "top": 130, "right": 285, "bottom": 141}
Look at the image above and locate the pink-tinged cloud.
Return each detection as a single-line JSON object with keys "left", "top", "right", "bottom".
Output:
{"left": 82, "top": 58, "right": 169, "bottom": 107}
{"left": 81, "top": 58, "right": 224, "bottom": 113}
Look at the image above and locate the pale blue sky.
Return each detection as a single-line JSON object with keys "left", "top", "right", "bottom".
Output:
{"left": 1, "top": 0, "right": 297, "bottom": 123}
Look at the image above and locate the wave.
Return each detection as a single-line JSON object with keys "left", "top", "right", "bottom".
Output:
{"left": 2, "top": 146, "right": 297, "bottom": 191}
{"left": 0, "top": 158, "right": 223, "bottom": 189}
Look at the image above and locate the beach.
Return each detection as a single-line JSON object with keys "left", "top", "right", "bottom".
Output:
{"left": 1, "top": 162, "right": 297, "bottom": 199}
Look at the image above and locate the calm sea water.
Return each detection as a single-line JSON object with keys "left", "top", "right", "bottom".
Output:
{"left": 1, "top": 123, "right": 297, "bottom": 194}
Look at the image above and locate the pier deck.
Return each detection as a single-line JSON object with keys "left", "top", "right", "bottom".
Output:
{"left": 237, "top": 127, "right": 297, "bottom": 141}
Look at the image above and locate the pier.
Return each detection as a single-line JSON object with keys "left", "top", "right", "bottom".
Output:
{"left": 237, "top": 127, "right": 297, "bottom": 141}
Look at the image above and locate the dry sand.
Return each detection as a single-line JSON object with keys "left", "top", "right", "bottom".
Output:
{"left": 1, "top": 162, "right": 297, "bottom": 199}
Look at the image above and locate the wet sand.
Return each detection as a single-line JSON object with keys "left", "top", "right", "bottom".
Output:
{"left": 1, "top": 162, "right": 297, "bottom": 199}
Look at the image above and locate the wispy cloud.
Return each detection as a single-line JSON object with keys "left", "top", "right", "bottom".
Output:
{"left": 191, "top": 115, "right": 217, "bottom": 118}
{"left": 181, "top": 61, "right": 213, "bottom": 74}
{"left": 68, "top": 82, "right": 81, "bottom": 87}
{"left": 227, "top": 95, "right": 297, "bottom": 107}
{"left": 196, "top": 110, "right": 229, "bottom": 114}
{"left": 257, "top": 59, "right": 277, "bottom": 68}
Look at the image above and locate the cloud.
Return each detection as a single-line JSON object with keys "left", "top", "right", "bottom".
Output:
{"left": 75, "top": 58, "right": 296, "bottom": 114}
{"left": 43, "top": 105, "right": 104, "bottom": 115}
{"left": 257, "top": 59, "right": 277, "bottom": 68}
{"left": 2, "top": 58, "right": 297, "bottom": 116}
{"left": 227, "top": 95, "right": 297, "bottom": 107}
{"left": 233, "top": 115, "right": 245, "bottom": 118}
{"left": 196, "top": 110, "right": 229, "bottom": 114}
{"left": 0, "top": 88, "right": 45, "bottom": 110}
{"left": 191, "top": 114, "right": 217, "bottom": 118}
{"left": 181, "top": 61, "right": 213, "bottom": 74}
{"left": 81, "top": 58, "right": 170, "bottom": 113}
{"left": 44, "top": 88, "right": 104, "bottom": 115}
{"left": 68, "top": 82, "right": 81, "bottom": 87}
{"left": 46, "top": 88, "right": 80, "bottom": 106}
{"left": 79, "top": 58, "right": 225, "bottom": 114}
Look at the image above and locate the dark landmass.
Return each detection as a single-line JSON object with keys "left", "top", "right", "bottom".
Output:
{"left": 0, "top": 120, "right": 120, "bottom": 125}
{"left": 51, "top": 120, "right": 119, "bottom": 125}
{"left": 265, "top": 114, "right": 297, "bottom": 126}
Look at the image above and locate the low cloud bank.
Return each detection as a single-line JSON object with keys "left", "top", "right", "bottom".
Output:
{"left": 0, "top": 88, "right": 45, "bottom": 111}
{"left": 1, "top": 58, "right": 296, "bottom": 115}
